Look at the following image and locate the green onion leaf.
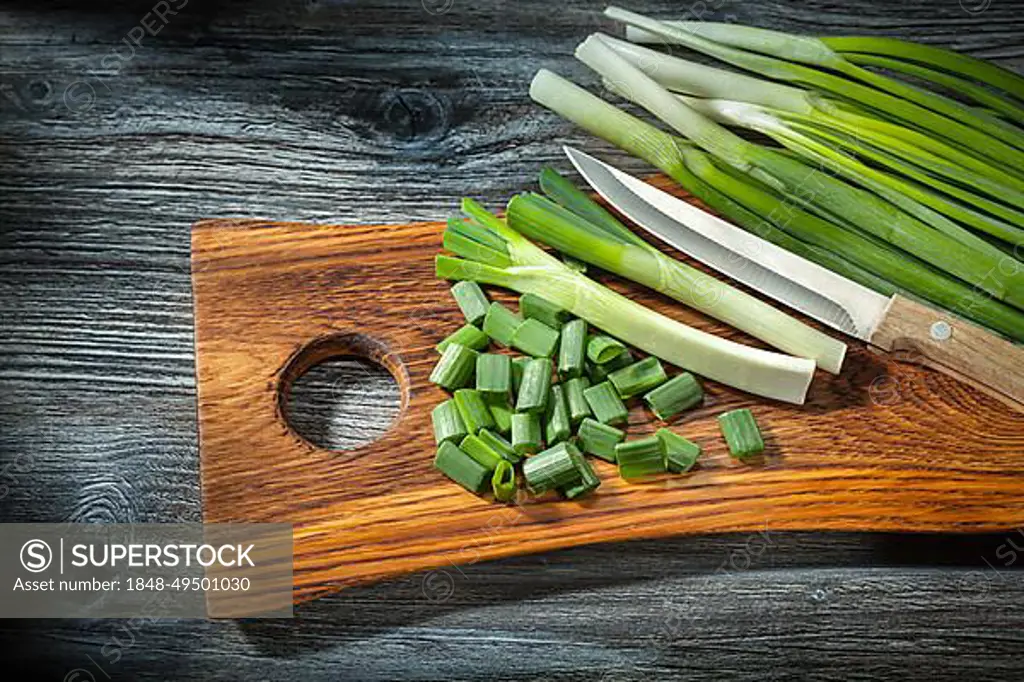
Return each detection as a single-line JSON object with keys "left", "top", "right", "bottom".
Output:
{"left": 511, "top": 412, "right": 543, "bottom": 455}
{"left": 450, "top": 281, "right": 490, "bottom": 326}
{"left": 429, "top": 344, "right": 477, "bottom": 391}
{"left": 514, "top": 357, "right": 552, "bottom": 413}
{"left": 657, "top": 428, "right": 702, "bottom": 474}
{"left": 482, "top": 301, "right": 524, "bottom": 347}
{"left": 615, "top": 436, "right": 667, "bottom": 479}
{"left": 577, "top": 417, "right": 625, "bottom": 462}
{"left": 523, "top": 442, "right": 583, "bottom": 494}
{"left": 436, "top": 324, "right": 489, "bottom": 354}
{"left": 583, "top": 381, "right": 629, "bottom": 425}
{"left": 431, "top": 399, "right": 467, "bottom": 446}
{"left": 491, "top": 459, "right": 518, "bottom": 502}
{"left": 644, "top": 373, "right": 704, "bottom": 421}
{"left": 434, "top": 441, "right": 491, "bottom": 494}
{"left": 564, "top": 376, "right": 592, "bottom": 425}
{"left": 608, "top": 356, "right": 668, "bottom": 399}
{"left": 511, "top": 318, "right": 560, "bottom": 358}
{"left": 453, "top": 388, "right": 495, "bottom": 434}
{"left": 718, "top": 408, "right": 765, "bottom": 459}
{"left": 520, "top": 293, "right": 571, "bottom": 329}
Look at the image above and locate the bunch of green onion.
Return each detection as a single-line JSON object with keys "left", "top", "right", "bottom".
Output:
{"left": 528, "top": 7, "right": 1024, "bottom": 342}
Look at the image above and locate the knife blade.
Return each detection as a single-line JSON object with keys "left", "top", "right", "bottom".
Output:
{"left": 565, "top": 146, "right": 1024, "bottom": 409}
{"left": 564, "top": 146, "right": 890, "bottom": 342}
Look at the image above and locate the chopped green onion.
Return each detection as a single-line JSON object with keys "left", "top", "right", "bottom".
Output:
{"left": 450, "top": 281, "right": 490, "bottom": 326}
{"left": 511, "top": 356, "right": 531, "bottom": 396}
{"left": 491, "top": 459, "right": 517, "bottom": 502}
{"left": 558, "top": 445, "right": 602, "bottom": 499}
{"left": 608, "top": 357, "right": 668, "bottom": 399}
{"left": 615, "top": 436, "right": 666, "bottom": 479}
{"left": 434, "top": 441, "right": 491, "bottom": 494}
{"left": 520, "top": 293, "right": 571, "bottom": 329}
{"left": 453, "top": 388, "right": 495, "bottom": 434}
{"left": 431, "top": 399, "right": 467, "bottom": 446}
{"left": 523, "top": 442, "right": 582, "bottom": 494}
{"left": 436, "top": 324, "right": 489, "bottom": 354}
{"left": 484, "top": 393, "right": 513, "bottom": 435}
{"left": 482, "top": 301, "right": 523, "bottom": 347}
{"left": 459, "top": 433, "right": 503, "bottom": 471}
{"left": 476, "top": 353, "right": 512, "bottom": 395}
{"left": 587, "top": 349, "right": 634, "bottom": 383}
{"left": 587, "top": 335, "right": 627, "bottom": 364}
{"left": 583, "top": 381, "right": 629, "bottom": 425}
{"left": 718, "top": 408, "right": 765, "bottom": 460}
{"left": 564, "top": 376, "right": 592, "bottom": 425}
{"left": 478, "top": 428, "right": 522, "bottom": 464}
{"left": 577, "top": 417, "right": 625, "bottom": 462}
{"left": 544, "top": 384, "right": 572, "bottom": 444}
{"left": 515, "top": 357, "right": 552, "bottom": 413}
{"left": 644, "top": 373, "right": 703, "bottom": 421}
{"left": 511, "top": 412, "right": 543, "bottom": 455}
{"left": 657, "top": 428, "right": 701, "bottom": 473}
{"left": 511, "top": 318, "right": 560, "bottom": 358}
{"left": 558, "top": 318, "right": 587, "bottom": 380}
{"left": 429, "top": 344, "right": 477, "bottom": 391}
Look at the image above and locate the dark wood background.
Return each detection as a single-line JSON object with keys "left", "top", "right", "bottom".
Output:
{"left": 2, "top": 0, "right": 1023, "bottom": 679}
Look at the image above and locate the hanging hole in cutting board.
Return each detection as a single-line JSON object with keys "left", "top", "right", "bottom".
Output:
{"left": 279, "top": 333, "right": 406, "bottom": 455}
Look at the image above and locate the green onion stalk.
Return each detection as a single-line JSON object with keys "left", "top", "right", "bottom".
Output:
{"left": 527, "top": 69, "right": 1024, "bottom": 342}
{"left": 573, "top": 34, "right": 1024, "bottom": 313}
{"left": 439, "top": 198, "right": 819, "bottom": 404}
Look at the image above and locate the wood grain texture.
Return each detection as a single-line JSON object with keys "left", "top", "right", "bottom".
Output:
{"left": 871, "top": 294, "right": 1024, "bottom": 410}
{"left": 5, "top": 0, "right": 1024, "bottom": 678}
{"left": 193, "top": 179, "right": 1024, "bottom": 604}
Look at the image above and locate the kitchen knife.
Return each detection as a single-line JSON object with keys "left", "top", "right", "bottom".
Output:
{"left": 565, "top": 146, "right": 1024, "bottom": 409}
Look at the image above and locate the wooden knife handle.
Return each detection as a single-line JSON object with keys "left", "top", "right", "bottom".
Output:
{"left": 869, "top": 294, "right": 1024, "bottom": 410}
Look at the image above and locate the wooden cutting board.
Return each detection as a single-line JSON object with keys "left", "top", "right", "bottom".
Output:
{"left": 192, "top": 176, "right": 1024, "bottom": 605}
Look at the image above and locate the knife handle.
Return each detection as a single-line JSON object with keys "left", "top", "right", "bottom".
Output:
{"left": 869, "top": 294, "right": 1024, "bottom": 411}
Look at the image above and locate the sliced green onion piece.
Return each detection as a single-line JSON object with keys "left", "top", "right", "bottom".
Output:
{"left": 484, "top": 393, "right": 513, "bottom": 435}
{"left": 511, "top": 356, "right": 531, "bottom": 397}
{"left": 515, "top": 357, "right": 552, "bottom": 413}
{"left": 511, "top": 412, "right": 542, "bottom": 455}
{"left": 615, "top": 436, "right": 666, "bottom": 479}
{"left": 718, "top": 408, "right": 765, "bottom": 460}
{"left": 429, "top": 344, "right": 477, "bottom": 391}
{"left": 558, "top": 445, "right": 602, "bottom": 499}
{"left": 564, "top": 376, "right": 592, "bottom": 425}
{"left": 608, "top": 356, "right": 668, "bottom": 399}
{"left": 520, "top": 293, "right": 571, "bottom": 329}
{"left": 577, "top": 417, "right": 625, "bottom": 462}
{"left": 434, "top": 441, "right": 491, "bottom": 494}
{"left": 482, "top": 301, "right": 523, "bottom": 347}
{"left": 436, "top": 324, "right": 489, "bottom": 354}
{"left": 657, "top": 428, "right": 701, "bottom": 473}
{"left": 459, "top": 433, "right": 503, "bottom": 471}
{"left": 644, "top": 373, "right": 704, "bottom": 421}
{"left": 544, "top": 384, "right": 572, "bottom": 445}
{"left": 587, "top": 335, "right": 627, "bottom": 364}
{"left": 491, "top": 459, "right": 517, "bottom": 502}
{"left": 583, "top": 381, "right": 628, "bottom": 425}
{"left": 558, "top": 318, "right": 588, "bottom": 380}
{"left": 523, "top": 442, "right": 582, "bottom": 494}
{"left": 431, "top": 399, "right": 467, "bottom": 446}
{"left": 478, "top": 428, "right": 522, "bottom": 464}
{"left": 511, "top": 318, "right": 560, "bottom": 358}
{"left": 450, "top": 281, "right": 490, "bottom": 326}
{"left": 453, "top": 388, "right": 495, "bottom": 434}
{"left": 476, "top": 353, "right": 512, "bottom": 395}
{"left": 587, "top": 349, "right": 634, "bottom": 383}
